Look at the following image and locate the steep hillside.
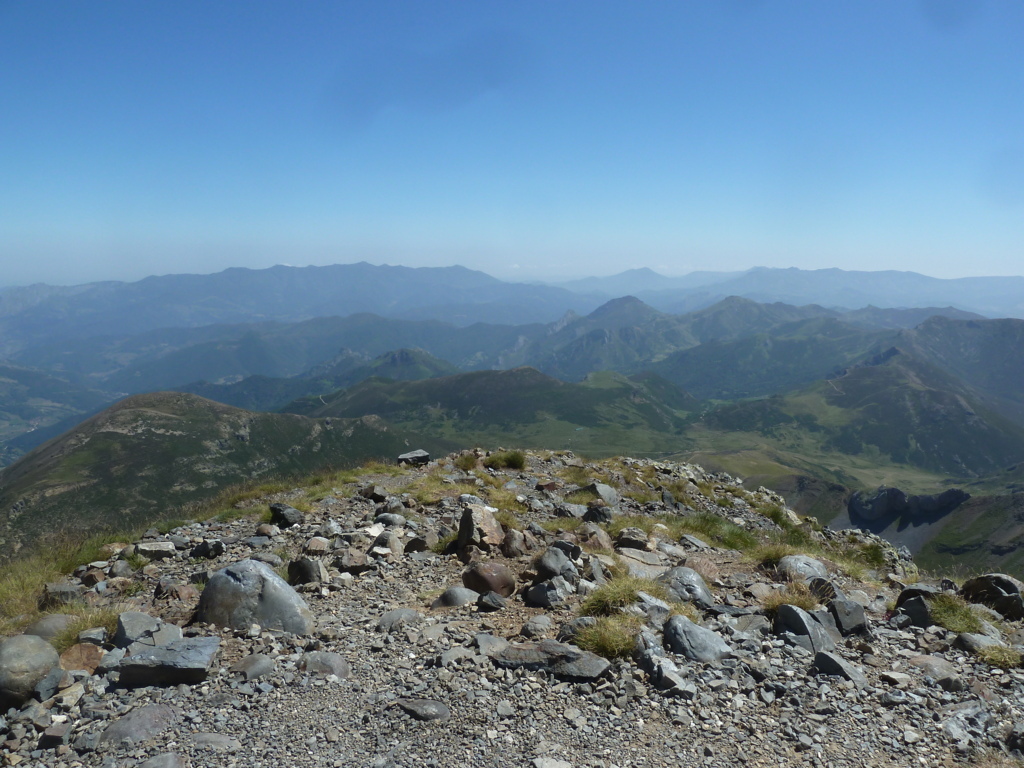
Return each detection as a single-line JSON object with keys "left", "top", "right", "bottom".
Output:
{"left": 0, "top": 392, "right": 447, "bottom": 556}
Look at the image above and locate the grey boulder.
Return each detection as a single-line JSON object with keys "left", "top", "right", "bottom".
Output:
{"left": 776, "top": 555, "right": 828, "bottom": 582}
{"left": 490, "top": 639, "right": 609, "bottom": 682}
{"left": 656, "top": 567, "right": 714, "bottom": 607}
{"left": 0, "top": 634, "right": 60, "bottom": 709}
{"left": 195, "top": 559, "right": 315, "bottom": 635}
{"left": 663, "top": 615, "right": 732, "bottom": 664}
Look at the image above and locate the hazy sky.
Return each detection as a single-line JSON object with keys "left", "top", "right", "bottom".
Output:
{"left": 2, "top": 1, "right": 1022, "bottom": 286}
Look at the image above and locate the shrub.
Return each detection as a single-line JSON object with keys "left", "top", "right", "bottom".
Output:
{"left": 579, "top": 576, "right": 668, "bottom": 617}
{"left": 50, "top": 607, "right": 121, "bottom": 653}
{"left": 574, "top": 614, "right": 642, "bottom": 659}
{"left": 483, "top": 450, "right": 526, "bottom": 471}
{"left": 453, "top": 453, "right": 478, "bottom": 471}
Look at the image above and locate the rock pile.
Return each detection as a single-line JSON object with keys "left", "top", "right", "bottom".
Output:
{"left": 1, "top": 450, "right": 1023, "bottom": 767}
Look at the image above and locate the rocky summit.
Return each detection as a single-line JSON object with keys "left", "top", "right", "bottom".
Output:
{"left": 2, "top": 450, "right": 1024, "bottom": 768}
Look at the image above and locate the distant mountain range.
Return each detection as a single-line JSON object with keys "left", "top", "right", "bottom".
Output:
{"left": 3, "top": 260, "right": 1024, "bottom": 572}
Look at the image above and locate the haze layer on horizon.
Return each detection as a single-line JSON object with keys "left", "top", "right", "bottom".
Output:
{"left": 2, "top": 1, "right": 1022, "bottom": 287}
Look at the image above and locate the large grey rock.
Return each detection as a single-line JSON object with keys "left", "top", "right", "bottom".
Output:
{"left": 774, "top": 604, "right": 836, "bottom": 653}
{"left": 776, "top": 555, "right": 827, "bottom": 582}
{"left": 0, "top": 634, "right": 60, "bottom": 709}
{"left": 397, "top": 449, "right": 431, "bottom": 466}
{"left": 431, "top": 586, "right": 480, "bottom": 608}
{"left": 828, "top": 599, "right": 868, "bottom": 635}
{"left": 269, "top": 502, "right": 304, "bottom": 528}
{"left": 812, "top": 651, "right": 868, "bottom": 687}
{"left": 535, "top": 546, "right": 578, "bottom": 583}
{"left": 135, "top": 541, "right": 177, "bottom": 561}
{"left": 117, "top": 637, "right": 221, "bottom": 686}
{"left": 580, "top": 482, "right": 619, "bottom": 505}
{"left": 656, "top": 567, "right": 714, "bottom": 607}
{"left": 524, "top": 577, "right": 573, "bottom": 608}
{"left": 490, "top": 640, "right": 610, "bottom": 682}
{"left": 99, "top": 703, "right": 180, "bottom": 746}
{"left": 195, "top": 559, "right": 315, "bottom": 635}
{"left": 287, "top": 557, "right": 329, "bottom": 585}
{"left": 663, "top": 615, "right": 732, "bottom": 664}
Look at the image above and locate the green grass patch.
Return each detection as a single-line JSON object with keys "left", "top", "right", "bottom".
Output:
{"left": 453, "top": 453, "right": 478, "bottom": 471}
{"left": 928, "top": 593, "right": 984, "bottom": 634}
{"left": 760, "top": 582, "right": 819, "bottom": 617}
{"left": 538, "top": 517, "right": 586, "bottom": 534}
{"left": 482, "top": 450, "right": 526, "bottom": 471}
{"left": 977, "top": 645, "right": 1022, "bottom": 669}
{"left": 564, "top": 489, "right": 600, "bottom": 505}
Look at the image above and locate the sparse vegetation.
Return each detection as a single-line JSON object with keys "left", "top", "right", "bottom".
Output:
{"left": 761, "top": 582, "right": 819, "bottom": 617}
{"left": 50, "top": 606, "right": 121, "bottom": 653}
{"left": 977, "top": 645, "right": 1023, "bottom": 669}
{"left": 483, "top": 450, "right": 526, "bottom": 470}
{"left": 574, "top": 614, "right": 642, "bottom": 659}
{"left": 453, "top": 452, "right": 478, "bottom": 471}
{"left": 928, "top": 593, "right": 984, "bottom": 634}
{"left": 579, "top": 576, "right": 668, "bottom": 617}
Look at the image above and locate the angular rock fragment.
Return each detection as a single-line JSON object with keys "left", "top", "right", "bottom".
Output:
{"left": 663, "top": 615, "right": 732, "bottom": 664}
{"left": 490, "top": 640, "right": 610, "bottom": 682}
{"left": 117, "top": 637, "right": 221, "bottom": 686}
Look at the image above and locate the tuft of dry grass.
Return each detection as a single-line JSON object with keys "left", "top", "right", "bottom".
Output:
{"left": 929, "top": 593, "right": 984, "bottom": 634}
{"left": 760, "top": 581, "right": 819, "bottom": 617}
{"left": 977, "top": 645, "right": 1023, "bottom": 669}
{"left": 574, "top": 614, "right": 642, "bottom": 659}
{"left": 579, "top": 576, "right": 669, "bottom": 617}
{"left": 49, "top": 605, "right": 122, "bottom": 653}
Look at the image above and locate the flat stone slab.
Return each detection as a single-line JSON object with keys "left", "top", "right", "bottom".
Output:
{"left": 99, "top": 704, "right": 180, "bottom": 746}
{"left": 118, "top": 637, "right": 221, "bottom": 687}
{"left": 397, "top": 698, "right": 451, "bottom": 721}
{"left": 490, "top": 640, "right": 610, "bottom": 682}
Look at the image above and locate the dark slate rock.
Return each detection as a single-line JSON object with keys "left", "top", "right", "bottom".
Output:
{"left": 896, "top": 595, "right": 933, "bottom": 628}
{"left": 582, "top": 504, "right": 614, "bottom": 524}
{"left": 463, "top": 562, "right": 517, "bottom": 597}
{"left": 190, "top": 539, "right": 225, "bottom": 560}
{"left": 656, "top": 566, "right": 714, "bottom": 607}
{"left": 32, "top": 664, "right": 64, "bottom": 702}
{"left": 774, "top": 604, "right": 835, "bottom": 653}
{"left": 534, "top": 546, "right": 578, "bottom": 583}
{"left": 829, "top": 599, "right": 868, "bottom": 636}
{"left": 954, "top": 632, "right": 1003, "bottom": 653}
{"left": 397, "top": 698, "right": 450, "bottom": 721}
{"left": 432, "top": 586, "right": 480, "bottom": 608}
{"left": 812, "top": 651, "right": 868, "bottom": 687}
{"left": 477, "top": 591, "right": 508, "bottom": 612}
{"left": 195, "top": 559, "right": 315, "bottom": 635}
{"left": 397, "top": 449, "right": 431, "bottom": 466}
{"left": 615, "top": 527, "right": 650, "bottom": 551}
{"left": 808, "top": 577, "right": 843, "bottom": 603}
{"left": 117, "top": 637, "right": 221, "bottom": 687}
{"left": 523, "top": 577, "right": 573, "bottom": 608}
{"left": 98, "top": 703, "right": 180, "bottom": 746}
{"left": 269, "top": 502, "right": 305, "bottom": 528}
{"left": 299, "top": 651, "right": 351, "bottom": 678}
{"left": 377, "top": 608, "right": 423, "bottom": 633}
{"left": 229, "top": 653, "right": 276, "bottom": 681}
{"left": 0, "top": 634, "right": 60, "bottom": 709}
{"left": 663, "top": 615, "right": 732, "bottom": 664}
{"left": 961, "top": 573, "right": 1024, "bottom": 621}
{"left": 550, "top": 540, "right": 583, "bottom": 560}
{"left": 374, "top": 512, "right": 407, "bottom": 527}
{"left": 490, "top": 640, "right": 610, "bottom": 682}
{"left": 894, "top": 585, "right": 942, "bottom": 608}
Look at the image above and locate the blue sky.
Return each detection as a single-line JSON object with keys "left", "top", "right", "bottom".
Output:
{"left": 1, "top": 1, "right": 1022, "bottom": 286}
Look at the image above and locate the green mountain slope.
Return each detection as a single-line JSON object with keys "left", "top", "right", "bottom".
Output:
{"left": 285, "top": 367, "right": 697, "bottom": 458}
{"left": 180, "top": 348, "right": 460, "bottom": 412}
{"left": 0, "top": 392, "right": 449, "bottom": 557}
